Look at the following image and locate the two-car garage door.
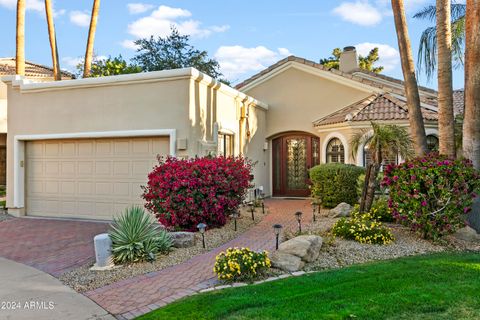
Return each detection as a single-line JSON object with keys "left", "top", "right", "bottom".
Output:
{"left": 25, "top": 137, "right": 169, "bottom": 220}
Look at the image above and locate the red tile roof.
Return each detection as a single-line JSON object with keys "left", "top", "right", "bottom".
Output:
{"left": 313, "top": 93, "right": 438, "bottom": 127}
{"left": 0, "top": 57, "right": 73, "bottom": 79}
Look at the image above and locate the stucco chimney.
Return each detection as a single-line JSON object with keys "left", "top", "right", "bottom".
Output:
{"left": 339, "top": 46, "right": 358, "bottom": 73}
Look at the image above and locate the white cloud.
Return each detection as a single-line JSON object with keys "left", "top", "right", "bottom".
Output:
{"left": 0, "top": 0, "right": 43, "bottom": 11}
{"left": 120, "top": 40, "right": 140, "bottom": 50}
{"left": 127, "top": 3, "right": 155, "bottom": 14}
{"left": 215, "top": 46, "right": 291, "bottom": 80}
{"left": 355, "top": 42, "right": 400, "bottom": 71}
{"left": 62, "top": 56, "right": 83, "bottom": 68}
{"left": 124, "top": 5, "right": 229, "bottom": 46}
{"left": 69, "top": 11, "right": 91, "bottom": 27}
{"left": 333, "top": 1, "right": 383, "bottom": 26}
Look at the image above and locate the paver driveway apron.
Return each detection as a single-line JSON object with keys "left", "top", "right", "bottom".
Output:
{"left": 0, "top": 257, "right": 114, "bottom": 320}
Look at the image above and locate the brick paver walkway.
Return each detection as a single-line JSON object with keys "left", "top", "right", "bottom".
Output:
{"left": 0, "top": 217, "right": 108, "bottom": 276}
{"left": 86, "top": 199, "right": 311, "bottom": 319}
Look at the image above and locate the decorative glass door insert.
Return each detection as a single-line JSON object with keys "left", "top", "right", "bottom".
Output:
{"left": 286, "top": 137, "right": 308, "bottom": 190}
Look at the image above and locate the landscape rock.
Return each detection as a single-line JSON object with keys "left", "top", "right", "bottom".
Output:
{"left": 170, "top": 232, "right": 196, "bottom": 248}
{"left": 270, "top": 251, "right": 305, "bottom": 272}
{"left": 329, "top": 202, "right": 353, "bottom": 218}
{"left": 279, "top": 235, "right": 323, "bottom": 262}
{"left": 295, "top": 235, "right": 323, "bottom": 262}
{"left": 453, "top": 226, "right": 480, "bottom": 242}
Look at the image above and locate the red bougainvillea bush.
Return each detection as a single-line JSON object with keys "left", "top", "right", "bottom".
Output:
{"left": 382, "top": 153, "right": 480, "bottom": 240}
{"left": 142, "top": 156, "right": 253, "bottom": 231}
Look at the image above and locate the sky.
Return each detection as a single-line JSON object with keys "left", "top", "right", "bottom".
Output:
{"left": 0, "top": 0, "right": 465, "bottom": 89}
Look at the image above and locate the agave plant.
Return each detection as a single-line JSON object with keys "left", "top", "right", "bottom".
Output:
{"left": 109, "top": 206, "right": 172, "bottom": 264}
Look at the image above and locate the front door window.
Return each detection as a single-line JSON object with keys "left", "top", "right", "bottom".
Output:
{"left": 272, "top": 134, "right": 319, "bottom": 197}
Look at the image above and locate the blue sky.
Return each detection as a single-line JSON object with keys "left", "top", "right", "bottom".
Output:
{"left": 0, "top": 0, "right": 465, "bottom": 89}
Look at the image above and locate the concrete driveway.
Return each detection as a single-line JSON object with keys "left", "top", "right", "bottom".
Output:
{"left": 0, "top": 217, "right": 108, "bottom": 276}
{"left": 0, "top": 257, "right": 114, "bottom": 320}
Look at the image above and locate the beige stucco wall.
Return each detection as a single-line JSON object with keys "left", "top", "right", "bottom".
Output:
{"left": 3, "top": 69, "right": 267, "bottom": 213}
{"left": 243, "top": 66, "right": 372, "bottom": 138}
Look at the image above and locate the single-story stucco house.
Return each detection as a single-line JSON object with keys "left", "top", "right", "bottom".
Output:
{"left": 0, "top": 58, "right": 73, "bottom": 186}
{"left": 0, "top": 47, "right": 462, "bottom": 220}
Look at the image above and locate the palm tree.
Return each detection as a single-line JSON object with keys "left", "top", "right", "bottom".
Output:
{"left": 413, "top": 3, "right": 466, "bottom": 79}
{"left": 436, "top": 0, "right": 456, "bottom": 158}
{"left": 463, "top": 0, "right": 480, "bottom": 169}
{"left": 83, "top": 0, "right": 100, "bottom": 78}
{"left": 351, "top": 122, "right": 413, "bottom": 213}
{"left": 391, "top": 0, "right": 428, "bottom": 156}
{"left": 16, "top": 0, "right": 25, "bottom": 76}
{"left": 45, "top": 0, "right": 61, "bottom": 80}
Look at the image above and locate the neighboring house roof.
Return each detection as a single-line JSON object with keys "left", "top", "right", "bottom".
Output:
{"left": 453, "top": 89, "right": 464, "bottom": 116}
{"left": 313, "top": 93, "right": 438, "bottom": 127}
{"left": 0, "top": 57, "right": 73, "bottom": 79}
{"left": 235, "top": 55, "right": 438, "bottom": 106}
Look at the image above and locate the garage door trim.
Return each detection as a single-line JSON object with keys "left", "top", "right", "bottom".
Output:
{"left": 13, "top": 129, "right": 176, "bottom": 208}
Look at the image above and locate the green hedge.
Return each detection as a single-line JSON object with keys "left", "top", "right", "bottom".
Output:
{"left": 309, "top": 163, "right": 365, "bottom": 208}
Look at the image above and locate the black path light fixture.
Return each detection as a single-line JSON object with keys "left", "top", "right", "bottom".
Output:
{"left": 311, "top": 201, "right": 317, "bottom": 222}
{"left": 231, "top": 210, "right": 239, "bottom": 231}
{"left": 295, "top": 211, "right": 303, "bottom": 234}
{"left": 248, "top": 201, "right": 255, "bottom": 221}
{"left": 197, "top": 223, "right": 207, "bottom": 248}
{"left": 260, "top": 192, "right": 266, "bottom": 214}
{"left": 273, "top": 224, "right": 283, "bottom": 250}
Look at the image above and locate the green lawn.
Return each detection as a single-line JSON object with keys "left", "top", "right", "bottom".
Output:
{"left": 137, "top": 252, "right": 480, "bottom": 320}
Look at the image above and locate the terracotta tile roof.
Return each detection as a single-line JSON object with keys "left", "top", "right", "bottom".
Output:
{"left": 0, "top": 57, "right": 73, "bottom": 79}
{"left": 235, "top": 55, "right": 437, "bottom": 105}
{"left": 313, "top": 93, "right": 438, "bottom": 127}
{"left": 453, "top": 89, "right": 464, "bottom": 116}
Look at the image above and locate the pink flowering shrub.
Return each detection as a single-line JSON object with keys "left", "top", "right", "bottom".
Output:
{"left": 142, "top": 156, "right": 253, "bottom": 231}
{"left": 382, "top": 153, "right": 480, "bottom": 240}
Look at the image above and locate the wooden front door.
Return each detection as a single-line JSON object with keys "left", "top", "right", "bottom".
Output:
{"left": 272, "top": 134, "right": 320, "bottom": 197}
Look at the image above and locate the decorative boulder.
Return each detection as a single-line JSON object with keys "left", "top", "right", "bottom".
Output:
{"left": 170, "top": 232, "right": 196, "bottom": 248}
{"left": 296, "top": 235, "right": 323, "bottom": 262}
{"left": 454, "top": 226, "right": 480, "bottom": 242}
{"left": 270, "top": 251, "right": 305, "bottom": 272}
{"left": 329, "top": 202, "right": 353, "bottom": 218}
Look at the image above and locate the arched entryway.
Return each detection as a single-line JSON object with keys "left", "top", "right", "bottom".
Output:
{"left": 272, "top": 132, "right": 320, "bottom": 197}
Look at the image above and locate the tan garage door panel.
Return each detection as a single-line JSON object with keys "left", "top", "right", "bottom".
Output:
{"left": 26, "top": 137, "right": 169, "bottom": 220}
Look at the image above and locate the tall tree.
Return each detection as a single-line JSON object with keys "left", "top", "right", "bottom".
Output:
{"left": 320, "top": 47, "right": 384, "bottom": 73}
{"left": 391, "top": 0, "right": 428, "bottom": 156}
{"left": 133, "top": 27, "right": 226, "bottom": 81}
{"left": 83, "top": 0, "right": 100, "bottom": 78}
{"left": 436, "top": 0, "right": 456, "bottom": 157}
{"left": 413, "top": 3, "right": 466, "bottom": 79}
{"left": 351, "top": 122, "right": 413, "bottom": 213}
{"left": 16, "top": 0, "right": 25, "bottom": 76}
{"left": 463, "top": 0, "right": 480, "bottom": 169}
{"left": 45, "top": 0, "right": 61, "bottom": 80}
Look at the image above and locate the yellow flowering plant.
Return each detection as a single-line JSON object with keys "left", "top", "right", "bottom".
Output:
{"left": 213, "top": 247, "right": 271, "bottom": 282}
{"left": 332, "top": 206, "right": 394, "bottom": 245}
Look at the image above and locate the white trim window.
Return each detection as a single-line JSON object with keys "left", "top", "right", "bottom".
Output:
{"left": 326, "top": 138, "right": 345, "bottom": 163}
{"left": 218, "top": 133, "right": 234, "bottom": 157}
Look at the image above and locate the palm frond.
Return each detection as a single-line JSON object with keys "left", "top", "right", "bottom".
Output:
{"left": 417, "top": 27, "right": 437, "bottom": 81}
{"left": 413, "top": 5, "right": 436, "bottom": 21}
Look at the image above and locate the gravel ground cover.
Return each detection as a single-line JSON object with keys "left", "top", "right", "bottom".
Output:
{"left": 60, "top": 206, "right": 264, "bottom": 292}
{"left": 0, "top": 212, "right": 11, "bottom": 222}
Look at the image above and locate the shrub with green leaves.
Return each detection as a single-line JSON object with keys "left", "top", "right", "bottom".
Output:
{"left": 332, "top": 208, "right": 394, "bottom": 245}
{"left": 309, "top": 163, "right": 365, "bottom": 208}
{"left": 383, "top": 154, "right": 480, "bottom": 240}
{"left": 371, "top": 197, "right": 394, "bottom": 222}
{"left": 214, "top": 247, "right": 271, "bottom": 282}
{"left": 109, "top": 206, "right": 173, "bottom": 264}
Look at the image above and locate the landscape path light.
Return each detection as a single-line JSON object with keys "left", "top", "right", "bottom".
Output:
{"left": 273, "top": 224, "right": 283, "bottom": 250}
{"left": 260, "top": 192, "right": 266, "bottom": 214}
{"left": 231, "top": 210, "right": 239, "bottom": 231}
{"left": 311, "top": 201, "right": 317, "bottom": 222}
{"left": 197, "top": 223, "right": 207, "bottom": 248}
{"left": 248, "top": 201, "right": 255, "bottom": 221}
{"left": 295, "top": 211, "right": 303, "bottom": 234}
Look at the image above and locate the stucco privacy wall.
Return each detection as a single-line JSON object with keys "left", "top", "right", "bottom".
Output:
{"left": 3, "top": 68, "right": 268, "bottom": 217}
{"left": 241, "top": 64, "right": 374, "bottom": 138}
